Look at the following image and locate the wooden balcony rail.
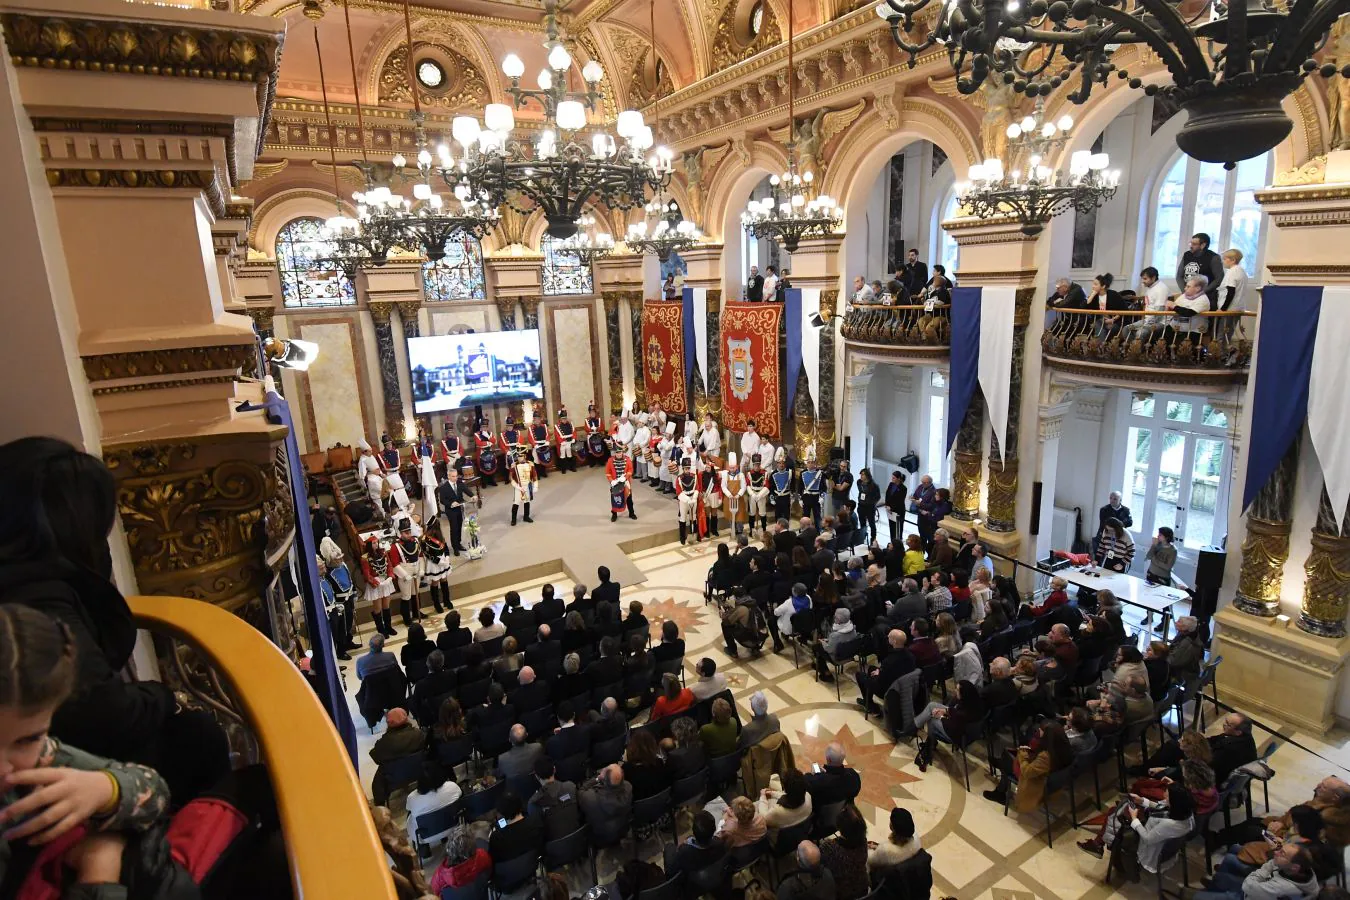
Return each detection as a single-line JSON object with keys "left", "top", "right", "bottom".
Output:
{"left": 840, "top": 302, "right": 952, "bottom": 347}
{"left": 128, "top": 595, "right": 396, "bottom": 900}
{"left": 1042, "top": 307, "right": 1255, "bottom": 372}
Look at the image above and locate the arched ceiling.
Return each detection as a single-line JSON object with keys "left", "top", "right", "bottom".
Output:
{"left": 256, "top": 0, "right": 814, "bottom": 118}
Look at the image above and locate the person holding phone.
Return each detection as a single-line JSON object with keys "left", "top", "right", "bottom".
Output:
{"left": 486, "top": 790, "right": 544, "bottom": 864}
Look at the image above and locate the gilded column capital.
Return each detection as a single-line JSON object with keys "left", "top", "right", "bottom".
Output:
{"left": 392, "top": 299, "right": 422, "bottom": 323}
{"left": 495, "top": 297, "right": 519, "bottom": 331}
{"left": 367, "top": 301, "right": 395, "bottom": 324}
{"left": 819, "top": 289, "right": 839, "bottom": 321}
{"left": 950, "top": 450, "right": 982, "bottom": 521}
{"left": 1235, "top": 516, "right": 1294, "bottom": 617}
{"left": 1013, "top": 286, "right": 1036, "bottom": 328}
{"left": 1300, "top": 528, "right": 1350, "bottom": 637}
{"left": 985, "top": 457, "right": 1019, "bottom": 532}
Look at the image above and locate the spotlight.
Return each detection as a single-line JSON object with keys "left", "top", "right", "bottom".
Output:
{"left": 808, "top": 312, "right": 841, "bottom": 329}
{"left": 263, "top": 338, "right": 321, "bottom": 371}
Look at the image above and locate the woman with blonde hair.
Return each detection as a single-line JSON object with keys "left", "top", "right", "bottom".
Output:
{"left": 720, "top": 795, "right": 768, "bottom": 848}
{"left": 934, "top": 612, "right": 960, "bottom": 658}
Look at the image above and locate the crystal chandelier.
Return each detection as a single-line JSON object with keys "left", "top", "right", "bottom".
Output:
{"left": 425, "top": 0, "right": 671, "bottom": 240}
{"left": 557, "top": 214, "right": 615, "bottom": 264}
{"left": 875, "top": 0, "right": 1350, "bottom": 166}
{"left": 626, "top": 0, "right": 704, "bottom": 262}
{"left": 740, "top": 0, "right": 843, "bottom": 254}
{"left": 955, "top": 103, "right": 1119, "bottom": 235}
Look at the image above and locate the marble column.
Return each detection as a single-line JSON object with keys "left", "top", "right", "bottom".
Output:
{"left": 1234, "top": 437, "right": 1301, "bottom": 617}
{"left": 629, "top": 299, "right": 646, "bottom": 411}
{"left": 495, "top": 297, "right": 519, "bottom": 331}
{"left": 600, "top": 292, "right": 627, "bottom": 410}
{"left": 367, "top": 301, "right": 406, "bottom": 442}
{"left": 816, "top": 289, "right": 839, "bottom": 463}
{"left": 1300, "top": 487, "right": 1350, "bottom": 637}
{"left": 521, "top": 298, "right": 540, "bottom": 332}
{"left": 696, "top": 289, "right": 724, "bottom": 425}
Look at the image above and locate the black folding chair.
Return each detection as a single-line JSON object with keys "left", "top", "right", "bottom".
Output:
{"left": 1188, "top": 655, "right": 1223, "bottom": 731}
{"left": 634, "top": 875, "right": 683, "bottom": 900}
{"left": 411, "top": 797, "right": 464, "bottom": 862}
{"left": 590, "top": 733, "right": 627, "bottom": 769}
{"left": 376, "top": 753, "right": 424, "bottom": 807}
{"left": 811, "top": 800, "right": 846, "bottom": 839}
{"left": 554, "top": 751, "right": 588, "bottom": 785}
{"left": 629, "top": 787, "right": 673, "bottom": 852}
{"left": 462, "top": 779, "right": 507, "bottom": 822}
{"left": 687, "top": 854, "right": 730, "bottom": 895}
{"left": 441, "top": 872, "right": 489, "bottom": 900}
{"left": 727, "top": 836, "right": 770, "bottom": 881}
{"left": 478, "top": 635, "right": 505, "bottom": 659}
{"left": 543, "top": 824, "right": 594, "bottom": 882}
{"left": 670, "top": 768, "right": 710, "bottom": 825}
{"left": 521, "top": 705, "right": 556, "bottom": 742}
{"left": 435, "top": 735, "right": 475, "bottom": 775}
{"left": 490, "top": 849, "right": 541, "bottom": 897}
{"left": 457, "top": 677, "right": 492, "bottom": 711}
{"left": 707, "top": 750, "right": 744, "bottom": 794}
{"left": 827, "top": 636, "right": 867, "bottom": 702}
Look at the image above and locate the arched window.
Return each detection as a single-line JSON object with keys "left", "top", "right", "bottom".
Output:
{"left": 541, "top": 235, "right": 595, "bottom": 296}
{"left": 934, "top": 189, "right": 960, "bottom": 276}
{"left": 422, "top": 237, "right": 486, "bottom": 301}
{"left": 275, "top": 217, "right": 353, "bottom": 307}
{"left": 1149, "top": 151, "right": 1270, "bottom": 283}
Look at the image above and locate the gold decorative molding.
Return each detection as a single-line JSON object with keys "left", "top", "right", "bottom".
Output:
{"left": 1040, "top": 356, "right": 1249, "bottom": 387}
{"left": 367, "top": 301, "right": 395, "bottom": 324}
{"left": 1273, "top": 155, "right": 1328, "bottom": 187}
{"left": 986, "top": 457, "right": 1018, "bottom": 531}
{"left": 1265, "top": 211, "right": 1350, "bottom": 228}
{"left": 1267, "top": 264, "right": 1350, "bottom": 277}
{"left": 819, "top": 289, "right": 839, "bottom": 321}
{"left": 1255, "top": 185, "right": 1350, "bottom": 203}
{"left": 377, "top": 42, "right": 488, "bottom": 110}
{"left": 82, "top": 344, "right": 258, "bottom": 382}
{"left": 1235, "top": 516, "right": 1292, "bottom": 616}
{"left": 46, "top": 168, "right": 225, "bottom": 218}
{"left": 1013, "top": 286, "right": 1036, "bottom": 327}
{"left": 951, "top": 449, "right": 981, "bottom": 520}
{"left": 1302, "top": 529, "right": 1350, "bottom": 637}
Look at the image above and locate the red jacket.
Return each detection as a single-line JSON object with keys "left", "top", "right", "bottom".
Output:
{"left": 1030, "top": 589, "right": 1069, "bottom": 617}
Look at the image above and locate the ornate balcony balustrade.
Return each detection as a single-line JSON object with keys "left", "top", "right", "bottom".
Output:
{"left": 840, "top": 302, "right": 951, "bottom": 356}
{"left": 1041, "top": 308, "right": 1254, "bottom": 386}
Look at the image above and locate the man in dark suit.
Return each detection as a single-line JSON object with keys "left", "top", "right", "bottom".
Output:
{"left": 901, "top": 248, "right": 929, "bottom": 298}
{"left": 487, "top": 791, "right": 544, "bottom": 863}
{"left": 982, "top": 657, "right": 1020, "bottom": 707}
{"left": 809, "top": 536, "right": 836, "bottom": 574}
{"left": 804, "top": 743, "right": 862, "bottom": 806}
{"left": 436, "top": 610, "right": 472, "bottom": 655}
{"left": 533, "top": 583, "right": 565, "bottom": 624}
{"left": 503, "top": 590, "right": 535, "bottom": 635}
{"left": 564, "top": 583, "right": 596, "bottom": 624}
{"left": 510, "top": 665, "right": 550, "bottom": 712}
{"left": 523, "top": 625, "right": 562, "bottom": 676}
{"left": 854, "top": 629, "right": 915, "bottom": 715}
{"left": 797, "top": 518, "right": 818, "bottom": 553}
{"left": 435, "top": 469, "right": 468, "bottom": 553}
{"left": 884, "top": 471, "right": 908, "bottom": 544}
{"left": 592, "top": 566, "right": 620, "bottom": 606}
{"left": 746, "top": 264, "right": 764, "bottom": 302}
{"left": 588, "top": 698, "right": 628, "bottom": 743}
{"left": 467, "top": 682, "right": 516, "bottom": 730}
{"left": 528, "top": 757, "right": 582, "bottom": 840}
{"left": 585, "top": 636, "right": 624, "bottom": 689}
{"left": 546, "top": 701, "right": 594, "bottom": 762}
{"left": 411, "top": 650, "right": 457, "bottom": 723}
{"left": 663, "top": 810, "right": 726, "bottom": 879}
{"left": 772, "top": 519, "right": 798, "bottom": 556}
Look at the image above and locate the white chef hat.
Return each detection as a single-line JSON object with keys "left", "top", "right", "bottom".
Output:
{"left": 728, "top": 451, "right": 738, "bottom": 468}
{"left": 665, "top": 421, "right": 677, "bottom": 436}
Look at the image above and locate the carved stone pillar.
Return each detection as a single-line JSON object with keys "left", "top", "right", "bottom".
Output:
{"left": 367, "top": 301, "right": 405, "bottom": 442}
{"left": 629, "top": 298, "right": 646, "bottom": 410}
{"left": 950, "top": 392, "right": 985, "bottom": 522}
{"left": 495, "top": 297, "right": 519, "bottom": 331}
{"left": 1299, "top": 487, "right": 1350, "bottom": 637}
{"left": 1234, "top": 436, "right": 1301, "bottom": 616}
{"left": 396, "top": 300, "right": 422, "bottom": 338}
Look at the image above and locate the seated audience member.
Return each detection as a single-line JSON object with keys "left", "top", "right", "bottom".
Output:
{"left": 1173, "top": 275, "right": 1213, "bottom": 325}
{"left": 1012, "top": 655, "right": 1042, "bottom": 696}
{"left": 1136, "top": 712, "right": 1256, "bottom": 786}
{"left": 405, "top": 761, "right": 463, "bottom": 849}
{"left": 590, "top": 697, "right": 628, "bottom": 744}
{"left": 663, "top": 809, "right": 726, "bottom": 879}
{"left": 487, "top": 790, "right": 544, "bottom": 862}
{"left": 1045, "top": 624, "right": 1081, "bottom": 676}
{"left": 926, "top": 572, "right": 954, "bottom": 614}
{"left": 357, "top": 633, "right": 401, "bottom": 680}
{"left": 1065, "top": 705, "right": 1099, "bottom": 754}
{"left": 437, "top": 610, "right": 472, "bottom": 654}
{"left": 983, "top": 657, "right": 1019, "bottom": 707}
{"left": 511, "top": 665, "right": 550, "bottom": 712}
{"left": 534, "top": 583, "right": 565, "bottom": 624}
{"left": 555, "top": 652, "right": 590, "bottom": 703}
{"left": 913, "top": 679, "right": 987, "bottom": 771}
{"left": 868, "top": 807, "right": 924, "bottom": 877}
{"left": 665, "top": 716, "right": 707, "bottom": 777}
{"left": 1216, "top": 777, "right": 1350, "bottom": 862}
{"left": 565, "top": 583, "right": 595, "bottom": 623}
{"left": 579, "top": 764, "right": 633, "bottom": 825}
{"left": 806, "top": 741, "right": 862, "bottom": 806}
{"left": 983, "top": 721, "right": 1075, "bottom": 811}
{"left": 909, "top": 619, "right": 943, "bottom": 668}
{"left": 467, "top": 682, "right": 516, "bottom": 730}
{"left": 457, "top": 644, "right": 493, "bottom": 685}
{"left": 699, "top": 697, "right": 742, "bottom": 757}
{"left": 690, "top": 657, "right": 729, "bottom": 700}
{"left": 592, "top": 601, "right": 623, "bottom": 641}
{"left": 1027, "top": 576, "right": 1071, "bottom": 618}
{"left": 934, "top": 612, "right": 960, "bottom": 657}
{"left": 651, "top": 673, "right": 696, "bottom": 721}
{"left": 560, "top": 612, "right": 592, "bottom": 655}
{"left": 496, "top": 723, "right": 543, "bottom": 779}
{"left": 1079, "top": 758, "right": 1214, "bottom": 858}
{"left": 545, "top": 700, "right": 593, "bottom": 762}
{"left": 621, "top": 729, "right": 671, "bottom": 801}
{"left": 856, "top": 629, "right": 915, "bottom": 715}
{"left": 412, "top": 650, "right": 457, "bottom": 723}
{"left": 528, "top": 756, "right": 582, "bottom": 839}
{"left": 370, "top": 707, "right": 427, "bottom": 805}
{"left": 1144, "top": 641, "right": 1173, "bottom": 701}
{"left": 775, "top": 582, "right": 814, "bottom": 639}
{"left": 902, "top": 534, "right": 927, "bottom": 577}
{"left": 429, "top": 697, "right": 467, "bottom": 753}
{"left": 474, "top": 606, "right": 506, "bottom": 643}
{"left": 430, "top": 826, "right": 492, "bottom": 895}
{"left": 887, "top": 578, "right": 928, "bottom": 624}
{"left": 740, "top": 691, "right": 783, "bottom": 750}
{"left": 1076, "top": 616, "right": 1118, "bottom": 663}
{"left": 928, "top": 529, "right": 955, "bottom": 570}
{"left": 721, "top": 795, "right": 769, "bottom": 849}
{"left": 1170, "top": 615, "right": 1206, "bottom": 681}
{"left": 653, "top": 619, "right": 685, "bottom": 663}
{"left": 503, "top": 590, "right": 534, "bottom": 634}
{"left": 494, "top": 636, "right": 524, "bottom": 680}
{"left": 778, "top": 841, "right": 836, "bottom": 900}
{"left": 1191, "top": 842, "right": 1319, "bottom": 900}
{"left": 813, "top": 607, "right": 858, "bottom": 682}
{"left": 763, "top": 767, "right": 815, "bottom": 832}
{"left": 821, "top": 803, "right": 872, "bottom": 900}
{"left": 401, "top": 622, "right": 436, "bottom": 672}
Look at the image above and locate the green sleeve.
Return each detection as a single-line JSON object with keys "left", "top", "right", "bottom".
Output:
{"left": 47, "top": 739, "right": 171, "bottom": 833}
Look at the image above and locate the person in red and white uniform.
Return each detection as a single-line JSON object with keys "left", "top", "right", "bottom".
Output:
{"left": 386, "top": 518, "right": 424, "bottom": 627}
{"left": 606, "top": 438, "right": 637, "bottom": 522}
{"left": 361, "top": 536, "right": 397, "bottom": 637}
{"left": 508, "top": 450, "right": 538, "bottom": 526}
{"left": 554, "top": 407, "right": 578, "bottom": 473}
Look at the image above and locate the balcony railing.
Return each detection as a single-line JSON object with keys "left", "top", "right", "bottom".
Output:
{"left": 840, "top": 302, "right": 951, "bottom": 351}
{"left": 1042, "top": 308, "right": 1253, "bottom": 382}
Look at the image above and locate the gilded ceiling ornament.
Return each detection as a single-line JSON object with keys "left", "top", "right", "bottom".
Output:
{"left": 1274, "top": 155, "right": 1328, "bottom": 186}
{"left": 378, "top": 43, "right": 488, "bottom": 111}
{"left": 711, "top": 0, "right": 780, "bottom": 71}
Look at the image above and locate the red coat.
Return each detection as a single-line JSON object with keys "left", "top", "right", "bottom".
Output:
{"left": 606, "top": 453, "right": 631, "bottom": 484}
{"left": 360, "top": 551, "right": 388, "bottom": 586}
{"left": 1030, "top": 589, "right": 1069, "bottom": 617}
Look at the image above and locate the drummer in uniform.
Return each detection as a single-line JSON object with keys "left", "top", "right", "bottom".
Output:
{"left": 658, "top": 422, "right": 678, "bottom": 494}
{"left": 647, "top": 421, "right": 664, "bottom": 488}
{"left": 799, "top": 444, "right": 825, "bottom": 529}
{"left": 584, "top": 402, "right": 606, "bottom": 467}
{"left": 699, "top": 450, "right": 724, "bottom": 538}
{"left": 529, "top": 410, "right": 552, "bottom": 478}
{"left": 379, "top": 434, "right": 402, "bottom": 479}
{"left": 721, "top": 452, "right": 747, "bottom": 536}
{"left": 472, "top": 411, "right": 499, "bottom": 487}
{"left": 436, "top": 424, "right": 462, "bottom": 476}
{"left": 606, "top": 436, "right": 638, "bottom": 522}
{"left": 500, "top": 415, "right": 528, "bottom": 462}
{"left": 675, "top": 453, "right": 701, "bottom": 545}
{"left": 631, "top": 413, "right": 652, "bottom": 486}
{"left": 386, "top": 517, "right": 424, "bottom": 628}
{"left": 420, "top": 516, "right": 452, "bottom": 613}
{"left": 745, "top": 452, "right": 771, "bottom": 536}
{"left": 554, "top": 407, "right": 578, "bottom": 473}
{"left": 508, "top": 450, "right": 538, "bottom": 526}
{"left": 769, "top": 447, "right": 796, "bottom": 524}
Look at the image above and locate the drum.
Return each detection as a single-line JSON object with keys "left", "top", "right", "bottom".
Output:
{"left": 476, "top": 447, "right": 499, "bottom": 477}
{"left": 534, "top": 444, "right": 554, "bottom": 466}
{"left": 587, "top": 432, "right": 608, "bottom": 458}
{"left": 610, "top": 480, "right": 629, "bottom": 514}
{"left": 574, "top": 437, "right": 590, "bottom": 463}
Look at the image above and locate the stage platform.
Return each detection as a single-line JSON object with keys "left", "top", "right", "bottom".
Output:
{"left": 440, "top": 466, "right": 683, "bottom": 598}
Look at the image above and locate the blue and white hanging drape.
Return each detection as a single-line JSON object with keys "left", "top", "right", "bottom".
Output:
{"left": 784, "top": 287, "right": 805, "bottom": 413}
{"left": 1243, "top": 285, "right": 1350, "bottom": 527}
{"left": 946, "top": 286, "right": 1017, "bottom": 461}
{"left": 681, "top": 286, "right": 709, "bottom": 389}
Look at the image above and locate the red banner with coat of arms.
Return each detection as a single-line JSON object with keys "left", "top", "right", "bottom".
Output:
{"left": 640, "top": 300, "right": 688, "bottom": 415}
{"left": 720, "top": 302, "right": 782, "bottom": 439}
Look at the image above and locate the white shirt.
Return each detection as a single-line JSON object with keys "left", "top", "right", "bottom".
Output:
{"left": 406, "top": 781, "right": 463, "bottom": 848}
{"left": 357, "top": 454, "right": 382, "bottom": 481}
{"left": 616, "top": 420, "right": 634, "bottom": 445}
{"left": 698, "top": 425, "right": 721, "bottom": 458}
{"left": 1174, "top": 289, "right": 1209, "bottom": 315}
{"left": 1143, "top": 281, "right": 1169, "bottom": 312}
{"left": 756, "top": 441, "right": 775, "bottom": 470}
{"left": 762, "top": 274, "right": 779, "bottom": 301}
{"left": 854, "top": 285, "right": 875, "bottom": 305}
{"left": 632, "top": 425, "right": 651, "bottom": 453}
{"left": 1218, "top": 265, "right": 1250, "bottom": 311}
{"left": 740, "top": 431, "right": 761, "bottom": 464}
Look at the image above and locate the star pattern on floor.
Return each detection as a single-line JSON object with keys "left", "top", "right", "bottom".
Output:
{"left": 795, "top": 723, "right": 921, "bottom": 813}
{"left": 642, "top": 595, "right": 709, "bottom": 640}
{"left": 992, "top": 888, "right": 1037, "bottom": 900}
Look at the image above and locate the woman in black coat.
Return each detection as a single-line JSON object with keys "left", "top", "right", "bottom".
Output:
{"left": 856, "top": 468, "right": 882, "bottom": 545}
{"left": 0, "top": 437, "right": 231, "bottom": 804}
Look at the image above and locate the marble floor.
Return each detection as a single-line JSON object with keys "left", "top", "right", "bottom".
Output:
{"left": 342, "top": 534, "right": 1350, "bottom": 900}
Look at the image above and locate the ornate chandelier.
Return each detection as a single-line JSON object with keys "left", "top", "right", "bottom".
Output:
{"left": 426, "top": 0, "right": 671, "bottom": 240}
{"left": 740, "top": 0, "right": 843, "bottom": 253}
{"left": 875, "top": 0, "right": 1350, "bottom": 166}
{"left": 626, "top": 0, "right": 704, "bottom": 263}
{"left": 557, "top": 214, "right": 615, "bottom": 264}
{"left": 955, "top": 103, "right": 1119, "bottom": 234}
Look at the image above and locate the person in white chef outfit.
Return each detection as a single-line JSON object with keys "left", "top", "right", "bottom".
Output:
{"left": 615, "top": 409, "right": 635, "bottom": 454}
{"left": 697, "top": 414, "right": 721, "bottom": 460}
{"left": 631, "top": 413, "right": 652, "bottom": 484}
{"left": 658, "top": 422, "right": 678, "bottom": 495}
{"left": 357, "top": 439, "right": 385, "bottom": 507}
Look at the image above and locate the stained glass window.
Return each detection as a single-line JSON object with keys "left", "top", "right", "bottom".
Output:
{"left": 541, "top": 235, "right": 594, "bottom": 296}
{"left": 423, "top": 237, "right": 487, "bottom": 301}
{"left": 275, "top": 217, "right": 353, "bottom": 307}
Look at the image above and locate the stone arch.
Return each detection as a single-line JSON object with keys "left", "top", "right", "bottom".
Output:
{"left": 701, "top": 139, "right": 789, "bottom": 303}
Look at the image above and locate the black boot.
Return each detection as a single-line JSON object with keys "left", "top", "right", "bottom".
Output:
{"left": 330, "top": 611, "right": 350, "bottom": 659}
{"left": 680, "top": 523, "right": 688, "bottom": 545}
{"left": 523, "top": 502, "right": 533, "bottom": 523}
{"left": 381, "top": 609, "right": 398, "bottom": 637}
{"left": 511, "top": 505, "right": 519, "bottom": 526}
{"left": 371, "top": 609, "right": 386, "bottom": 637}
{"left": 430, "top": 583, "right": 444, "bottom": 613}
{"left": 399, "top": 599, "right": 413, "bottom": 628}
{"left": 611, "top": 511, "right": 617, "bottom": 522}
{"left": 710, "top": 515, "right": 719, "bottom": 537}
